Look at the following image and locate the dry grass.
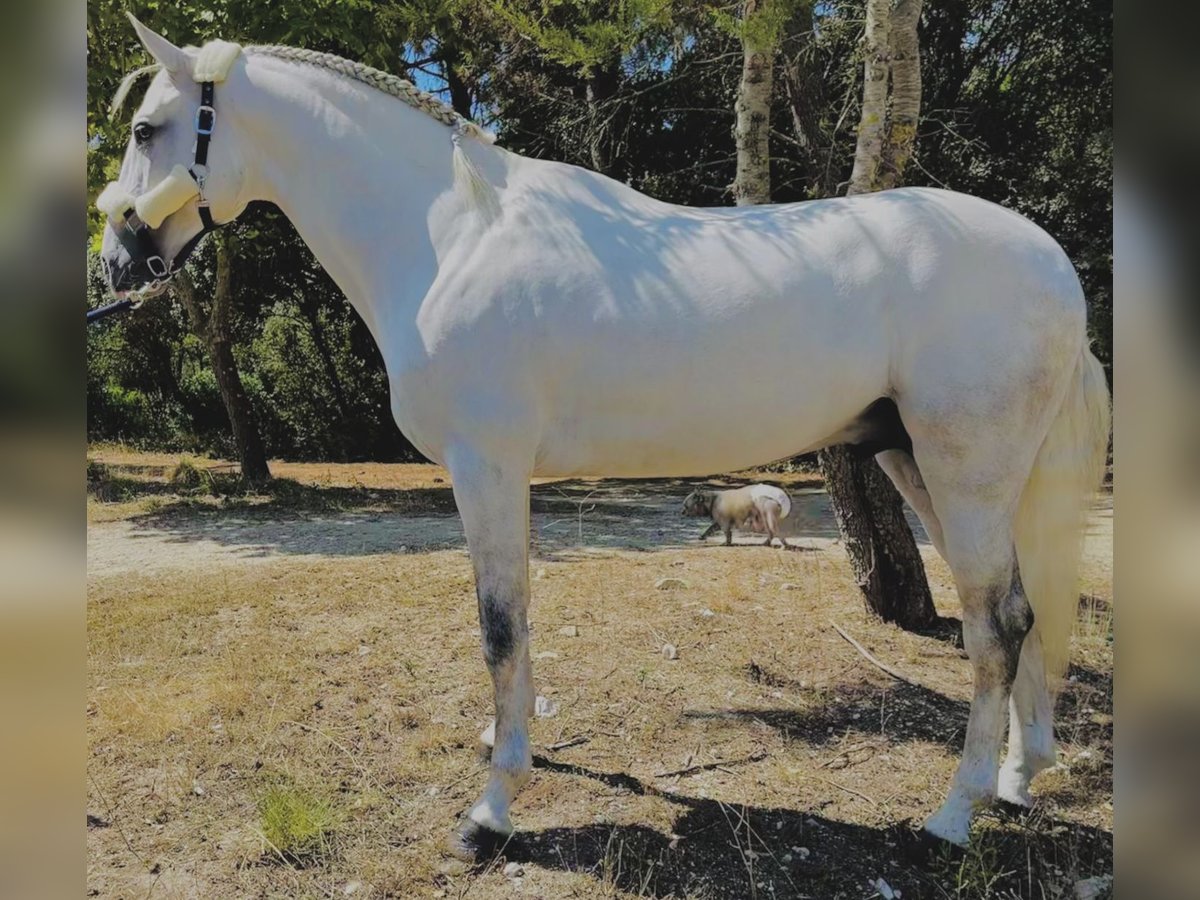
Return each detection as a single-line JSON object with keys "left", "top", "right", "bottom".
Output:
{"left": 87, "top": 448, "right": 1111, "bottom": 899}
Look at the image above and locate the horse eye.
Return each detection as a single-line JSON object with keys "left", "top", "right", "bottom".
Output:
{"left": 133, "top": 123, "right": 155, "bottom": 145}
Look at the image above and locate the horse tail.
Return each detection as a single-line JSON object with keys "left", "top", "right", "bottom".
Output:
{"left": 1014, "top": 345, "right": 1111, "bottom": 686}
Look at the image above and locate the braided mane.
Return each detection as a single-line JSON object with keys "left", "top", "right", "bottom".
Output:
{"left": 245, "top": 45, "right": 494, "bottom": 144}
{"left": 108, "top": 41, "right": 500, "bottom": 218}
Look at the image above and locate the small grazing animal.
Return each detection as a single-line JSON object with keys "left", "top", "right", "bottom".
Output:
{"left": 682, "top": 484, "right": 793, "bottom": 548}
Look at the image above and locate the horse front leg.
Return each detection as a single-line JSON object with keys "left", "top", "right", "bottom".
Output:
{"left": 444, "top": 446, "right": 535, "bottom": 861}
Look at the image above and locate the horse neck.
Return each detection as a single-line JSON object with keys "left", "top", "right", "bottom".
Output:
{"left": 233, "top": 55, "right": 487, "bottom": 338}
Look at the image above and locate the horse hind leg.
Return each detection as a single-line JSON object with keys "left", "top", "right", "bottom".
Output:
{"left": 875, "top": 448, "right": 946, "bottom": 558}
{"left": 922, "top": 500, "right": 1032, "bottom": 846}
{"left": 998, "top": 628, "right": 1056, "bottom": 806}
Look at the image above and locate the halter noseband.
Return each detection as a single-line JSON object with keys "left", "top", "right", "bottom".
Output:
{"left": 90, "top": 41, "right": 240, "bottom": 323}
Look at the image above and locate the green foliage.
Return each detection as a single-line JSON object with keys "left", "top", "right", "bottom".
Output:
{"left": 490, "top": 0, "right": 679, "bottom": 73}
{"left": 711, "top": 0, "right": 806, "bottom": 50}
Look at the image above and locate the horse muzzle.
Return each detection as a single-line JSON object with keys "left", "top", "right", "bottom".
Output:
{"left": 97, "top": 170, "right": 208, "bottom": 297}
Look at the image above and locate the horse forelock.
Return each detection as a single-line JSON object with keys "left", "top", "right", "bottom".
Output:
{"left": 109, "top": 63, "right": 163, "bottom": 121}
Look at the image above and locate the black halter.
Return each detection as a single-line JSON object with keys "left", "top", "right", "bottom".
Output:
{"left": 89, "top": 80, "right": 221, "bottom": 325}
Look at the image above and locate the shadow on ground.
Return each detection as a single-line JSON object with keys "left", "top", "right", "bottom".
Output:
{"left": 683, "top": 679, "right": 971, "bottom": 750}
{"left": 501, "top": 756, "right": 1112, "bottom": 899}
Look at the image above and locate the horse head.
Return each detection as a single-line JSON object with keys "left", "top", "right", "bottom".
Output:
{"left": 97, "top": 16, "right": 250, "bottom": 298}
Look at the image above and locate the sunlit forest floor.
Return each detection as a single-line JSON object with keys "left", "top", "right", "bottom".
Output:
{"left": 87, "top": 447, "right": 1112, "bottom": 899}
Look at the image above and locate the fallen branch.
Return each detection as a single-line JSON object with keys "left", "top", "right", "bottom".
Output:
{"left": 544, "top": 735, "right": 589, "bottom": 752}
{"left": 830, "top": 622, "right": 923, "bottom": 688}
{"left": 816, "top": 775, "right": 881, "bottom": 809}
{"left": 655, "top": 749, "right": 766, "bottom": 779}
{"left": 819, "top": 739, "right": 880, "bottom": 769}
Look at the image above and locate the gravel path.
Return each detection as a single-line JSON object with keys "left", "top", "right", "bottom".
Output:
{"left": 87, "top": 479, "right": 1110, "bottom": 580}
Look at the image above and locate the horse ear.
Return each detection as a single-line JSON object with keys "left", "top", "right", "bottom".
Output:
{"left": 127, "top": 13, "right": 193, "bottom": 77}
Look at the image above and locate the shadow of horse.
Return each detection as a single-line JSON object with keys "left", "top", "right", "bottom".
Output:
{"left": 503, "top": 754, "right": 1111, "bottom": 899}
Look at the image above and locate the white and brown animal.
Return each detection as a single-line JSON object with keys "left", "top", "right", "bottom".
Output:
{"left": 682, "top": 484, "right": 793, "bottom": 548}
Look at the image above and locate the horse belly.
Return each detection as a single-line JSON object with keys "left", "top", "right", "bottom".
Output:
{"left": 530, "top": 305, "right": 890, "bottom": 478}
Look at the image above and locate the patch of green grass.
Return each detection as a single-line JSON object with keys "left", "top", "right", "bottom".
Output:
{"left": 257, "top": 780, "right": 339, "bottom": 865}
{"left": 87, "top": 458, "right": 110, "bottom": 483}
{"left": 929, "top": 835, "right": 1015, "bottom": 899}
{"left": 169, "top": 457, "right": 207, "bottom": 489}
{"left": 87, "top": 458, "right": 144, "bottom": 502}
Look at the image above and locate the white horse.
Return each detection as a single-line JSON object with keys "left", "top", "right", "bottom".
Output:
{"left": 98, "top": 18, "right": 1110, "bottom": 858}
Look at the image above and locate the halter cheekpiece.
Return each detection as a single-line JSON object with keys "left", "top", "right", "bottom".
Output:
{"left": 90, "top": 41, "right": 241, "bottom": 324}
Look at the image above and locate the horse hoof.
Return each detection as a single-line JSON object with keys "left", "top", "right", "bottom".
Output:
{"left": 446, "top": 817, "right": 512, "bottom": 863}
{"left": 996, "top": 771, "right": 1034, "bottom": 809}
{"left": 995, "top": 786, "right": 1034, "bottom": 811}
{"left": 899, "top": 824, "right": 965, "bottom": 865}
{"left": 919, "top": 808, "right": 972, "bottom": 849}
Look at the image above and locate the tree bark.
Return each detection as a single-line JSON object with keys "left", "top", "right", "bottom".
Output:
{"left": 819, "top": 448, "right": 935, "bottom": 627}
{"left": 817, "top": 0, "right": 936, "bottom": 630}
{"left": 585, "top": 59, "right": 622, "bottom": 178}
{"left": 780, "top": 0, "right": 843, "bottom": 198}
{"left": 444, "top": 54, "right": 474, "bottom": 120}
{"left": 174, "top": 234, "right": 271, "bottom": 483}
{"left": 733, "top": 0, "right": 775, "bottom": 206}
{"left": 301, "top": 300, "right": 352, "bottom": 462}
{"left": 879, "top": 0, "right": 923, "bottom": 190}
{"left": 780, "top": 0, "right": 818, "bottom": 150}
{"left": 847, "top": 0, "right": 892, "bottom": 195}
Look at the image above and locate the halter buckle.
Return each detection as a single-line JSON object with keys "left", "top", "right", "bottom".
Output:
{"left": 195, "top": 104, "right": 216, "bottom": 135}
{"left": 146, "top": 255, "right": 169, "bottom": 278}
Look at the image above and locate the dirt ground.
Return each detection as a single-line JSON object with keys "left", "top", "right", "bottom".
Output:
{"left": 86, "top": 449, "right": 1112, "bottom": 899}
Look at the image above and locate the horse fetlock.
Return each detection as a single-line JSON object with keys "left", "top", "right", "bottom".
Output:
{"left": 466, "top": 794, "right": 516, "bottom": 836}
{"left": 467, "top": 762, "right": 528, "bottom": 835}
{"left": 490, "top": 739, "right": 533, "bottom": 791}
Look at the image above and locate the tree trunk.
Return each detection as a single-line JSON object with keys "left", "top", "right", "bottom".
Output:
{"left": 585, "top": 60, "right": 622, "bottom": 178}
{"left": 780, "top": 0, "right": 818, "bottom": 149}
{"left": 444, "top": 55, "right": 473, "bottom": 120}
{"left": 847, "top": 0, "right": 892, "bottom": 195}
{"left": 174, "top": 234, "right": 271, "bottom": 483}
{"left": 733, "top": 0, "right": 775, "bottom": 206}
{"left": 879, "top": 0, "right": 923, "bottom": 190}
{"left": 301, "top": 300, "right": 352, "bottom": 462}
{"left": 817, "top": 0, "right": 936, "bottom": 630}
{"left": 818, "top": 448, "right": 935, "bottom": 627}
{"left": 781, "top": 0, "right": 841, "bottom": 198}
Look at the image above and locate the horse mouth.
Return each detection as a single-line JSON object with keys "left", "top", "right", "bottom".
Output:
{"left": 111, "top": 279, "right": 172, "bottom": 303}
{"left": 133, "top": 280, "right": 172, "bottom": 300}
